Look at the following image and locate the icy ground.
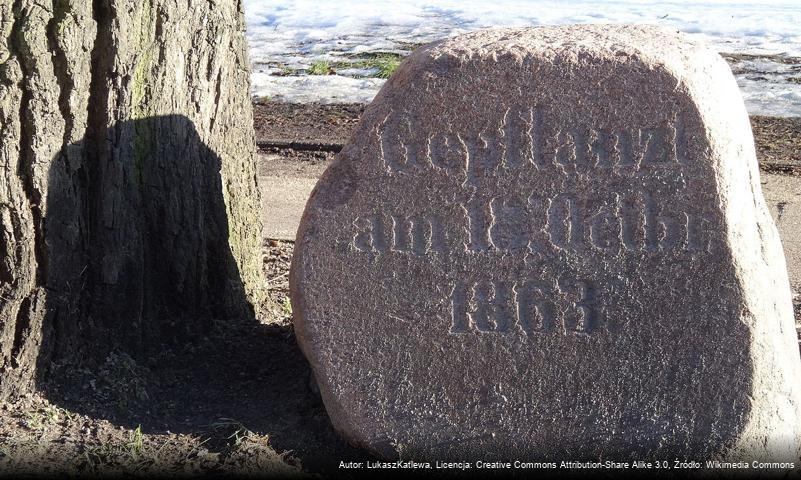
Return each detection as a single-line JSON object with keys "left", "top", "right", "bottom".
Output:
{"left": 245, "top": 0, "right": 801, "bottom": 116}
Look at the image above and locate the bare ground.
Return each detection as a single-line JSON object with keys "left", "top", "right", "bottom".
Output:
{"left": 0, "top": 239, "right": 372, "bottom": 478}
{"left": 0, "top": 101, "right": 799, "bottom": 478}
{"left": 253, "top": 101, "right": 365, "bottom": 145}
{"left": 751, "top": 115, "right": 801, "bottom": 174}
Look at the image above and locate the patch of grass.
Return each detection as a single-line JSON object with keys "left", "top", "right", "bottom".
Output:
{"left": 281, "top": 297, "right": 292, "bottom": 317}
{"left": 331, "top": 53, "right": 404, "bottom": 78}
{"left": 23, "top": 405, "right": 64, "bottom": 431}
{"left": 81, "top": 446, "right": 102, "bottom": 470}
{"left": 342, "top": 51, "right": 404, "bottom": 60}
{"left": 42, "top": 405, "right": 60, "bottom": 424}
{"left": 279, "top": 297, "right": 293, "bottom": 324}
{"left": 81, "top": 428, "right": 148, "bottom": 473}
{"left": 372, "top": 55, "right": 402, "bottom": 78}
{"left": 127, "top": 425, "right": 144, "bottom": 458}
{"left": 267, "top": 64, "right": 300, "bottom": 77}
{"left": 307, "top": 60, "right": 332, "bottom": 75}
{"left": 82, "top": 445, "right": 121, "bottom": 472}
{"left": 23, "top": 411, "right": 43, "bottom": 431}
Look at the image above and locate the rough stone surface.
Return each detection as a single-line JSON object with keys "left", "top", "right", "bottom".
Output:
{"left": 291, "top": 25, "right": 801, "bottom": 461}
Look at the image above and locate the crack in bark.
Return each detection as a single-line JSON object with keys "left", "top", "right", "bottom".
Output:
{"left": 210, "top": 67, "right": 223, "bottom": 133}
{"left": 1, "top": 0, "right": 48, "bottom": 382}
{"left": 154, "top": 7, "right": 166, "bottom": 67}
{"left": 47, "top": 0, "right": 75, "bottom": 153}
{"left": 10, "top": 0, "right": 42, "bottom": 281}
{"left": 0, "top": 206, "right": 25, "bottom": 288}
{"left": 85, "top": 0, "right": 111, "bottom": 251}
{"left": 9, "top": 296, "right": 32, "bottom": 368}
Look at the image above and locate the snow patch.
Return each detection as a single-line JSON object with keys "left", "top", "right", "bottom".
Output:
{"left": 245, "top": 0, "right": 801, "bottom": 115}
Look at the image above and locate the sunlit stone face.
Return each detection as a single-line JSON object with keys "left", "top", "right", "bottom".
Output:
{"left": 290, "top": 25, "right": 801, "bottom": 462}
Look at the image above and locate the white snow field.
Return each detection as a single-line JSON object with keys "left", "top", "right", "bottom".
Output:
{"left": 245, "top": 0, "right": 801, "bottom": 116}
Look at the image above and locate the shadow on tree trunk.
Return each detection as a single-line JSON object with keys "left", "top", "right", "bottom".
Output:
{"left": 32, "top": 115, "right": 367, "bottom": 471}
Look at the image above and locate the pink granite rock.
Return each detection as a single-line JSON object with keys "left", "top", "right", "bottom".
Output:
{"left": 290, "top": 25, "right": 801, "bottom": 463}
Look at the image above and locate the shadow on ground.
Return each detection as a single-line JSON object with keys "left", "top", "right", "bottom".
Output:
{"left": 33, "top": 114, "right": 369, "bottom": 474}
{"left": 42, "top": 315, "right": 369, "bottom": 473}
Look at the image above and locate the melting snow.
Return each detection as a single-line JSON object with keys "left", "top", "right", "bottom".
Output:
{"left": 245, "top": 0, "right": 801, "bottom": 116}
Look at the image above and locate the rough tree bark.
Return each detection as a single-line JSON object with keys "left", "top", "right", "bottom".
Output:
{"left": 0, "top": 0, "right": 263, "bottom": 398}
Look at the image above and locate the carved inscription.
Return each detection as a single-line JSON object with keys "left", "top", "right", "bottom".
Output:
{"left": 352, "top": 192, "right": 712, "bottom": 256}
{"left": 450, "top": 279, "right": 598, "bottom": 335}
{"left": 464, "top": 191, "right": 713, "bottom": 254}
{"left": 354, "top": 107, "right": 708, "bottom": 337}
{"left": 377, "top": 107, "right": 687, "bottom": 178}
{"left": 354, "top": 213, "right": 445, "bottom": 255}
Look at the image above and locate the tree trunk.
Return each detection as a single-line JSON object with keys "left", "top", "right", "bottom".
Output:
{"left": 0, "top": 0, "right": 263, "bottom": 398}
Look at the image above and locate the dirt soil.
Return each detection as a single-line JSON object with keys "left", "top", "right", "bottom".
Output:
{"left": 0, "top": 101, "right": 799, "bottom": 478}
{"left": 253, "top": 101, "right": 365, "bottom": 145}
{"left": 0, "top": 238, "right": 371, "bottom": 477}
{"left": 751, "top": 116, "right": 801, "bottom": 173}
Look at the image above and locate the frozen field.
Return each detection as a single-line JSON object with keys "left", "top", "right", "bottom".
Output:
{"left": 245, "top": 0, "right": 801, "bottom": 116}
